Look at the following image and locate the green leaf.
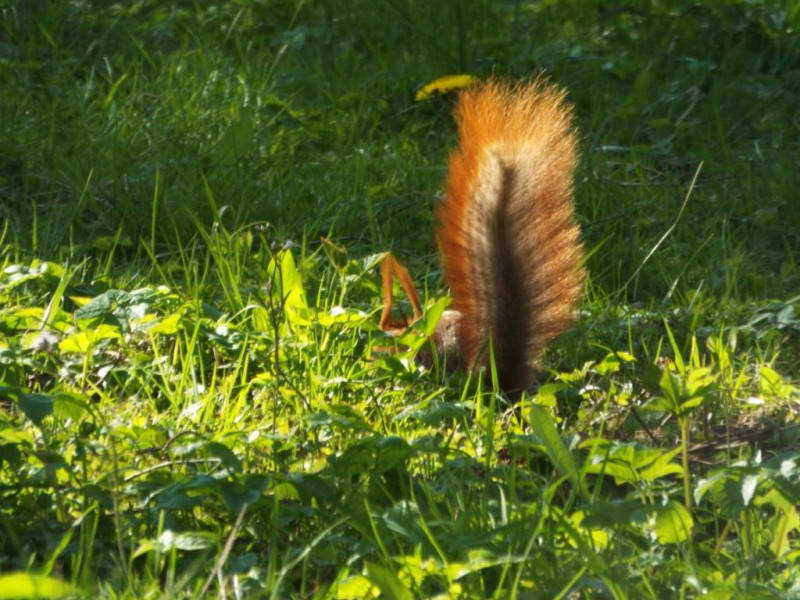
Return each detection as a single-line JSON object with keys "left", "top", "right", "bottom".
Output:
{"left": 759, "top": 366, "right": 793, "bottom": 399}
{"left": 266, "top": 250, "right": 308, "bottom": 324}
{"left": 52, "top": 392, "right": 91, "bottom": 421}
{"left": 272, "top": 481, "right": 300, "bottom": 500}
{"left": 654, "top": 500, "right": 693, "bottom": 543}
{"left": 446, "top": 548, "right": 508, "bottom": 579}
{"left": 593, "top": 352, "right": 633, "bottom": 376}
{"left": 638, "top": 447, "right": 684, "bottom": 481}
{"left": 365, "top": 563, "right": 412, "bottom": 600}
{"left": 284, "top": 473, "right": 336, "bottom": 504}
{"left": 740, "top": 473, "right": 760, "bottom": 507}
{"left": 159, "top": 530, "right": 218, "bottom": 551}
{"left": 147, "top": 312, "right": 182, "bottom": 335}
{"left": 528, "top": 405, "right": 583, "bottom": 495}
{"left": 762, "top": 489, "right": 800, "bottom": 557}
{"left": 18, "top": 392, "right": 54, "bottom": 426}
{"left": 329, "top": 439, "right": 376, "bottom": 478}
{"left": 133, "top": 530, "right": 219, "bottom": 558}
{"left": 528, "top": 383, "right": 564, "bottom": 408}
{"left": 579, "top": 500, "right": 652, "bottom": 528}
{"left": 0, "top": 572, "right": 72, "bottom": 599}
{"left": 685, "top": 367, "right": 716, "bottom": 397}
{"left": 374, "top": 436, "right": 412, "bottom": 473}
{"left": 694, "top": 470, "right": 727, "bottom": 505}
{"left": 583, "top": 441, "right": 682, "bottom": 485}
{"left": 335, "top": 574, "right": 376, "bottom": 599}
{"left": 204, "top": 441, "right": 242, "bottom": 473}
{"left": 59, "top": 324, "right": 122, "bottom": 353}
{"left": 219, "top": 477, "right": 269, "bottom": 512}
{"left": 212, "top": 107, "right": 255, "bottom": 166}
{"left": 658, "top": 368, "right": 682, "bottom": 409}
{"left": 0, "top": 442, "right": 23, "bottom": 469}
{"left": 416, "top": 296, "right": 451, "bottom": 338}
{"left": 395, "top": 400, "right": 469, "bottom": 426}
{"left": 74, "top": 289, "right": 129, "bottom": 320}
{"left": 308, "top": 405, "right": 374, "bottom": 432}
{"left": 0, "top": 261, "right": 64, "bottom": 292}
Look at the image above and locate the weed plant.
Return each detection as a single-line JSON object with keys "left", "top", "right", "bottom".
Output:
{"left": 1, "top": 1, "right": 799, "bottom": 598}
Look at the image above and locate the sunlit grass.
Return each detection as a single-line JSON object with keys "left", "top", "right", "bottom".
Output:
{"left": 1, "top": 1, "right": 799, "bottom": 598}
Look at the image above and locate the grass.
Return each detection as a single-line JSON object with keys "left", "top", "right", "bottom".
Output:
{"left": 1, "top": 0, "right": 800, "bottom": 597}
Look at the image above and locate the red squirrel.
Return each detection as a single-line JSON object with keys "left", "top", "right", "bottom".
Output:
{"left": 380, "top": 78, "right": 585, "bottom": 394}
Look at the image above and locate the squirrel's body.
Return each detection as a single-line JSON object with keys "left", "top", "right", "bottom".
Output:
{"left": 380, "top": 78, "right": 584, "bottom": 394}
{"left": 435, "top": 79, "right": 584, "bottom": 393}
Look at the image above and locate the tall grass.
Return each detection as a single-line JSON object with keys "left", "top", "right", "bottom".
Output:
{"left": 1, "top": 0, "right": 799, "bottom": 597}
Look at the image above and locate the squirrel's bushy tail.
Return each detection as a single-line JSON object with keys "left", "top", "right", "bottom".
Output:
{"left": 436, "top": 79, "right": 585, "bottom": 392}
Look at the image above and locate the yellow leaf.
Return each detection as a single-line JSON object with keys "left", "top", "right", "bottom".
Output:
{"left": 415, "top": 74, "right": 476, "bottom": 100}
{"left": 0, "top": 572, "right": 73, "bottom": 599}
{"left": 148, "top": 312, "right": 182, "bottom": 335}
{"left": 654, "top": 500, "right": 694, "bottom": 543}
{"left": 59, "top": 324, "right": 121, "bottom": 353}
{"left": 335, "top": 575, "right": 378, "bottom": 599}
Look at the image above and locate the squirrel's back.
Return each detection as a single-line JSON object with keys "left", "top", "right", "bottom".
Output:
{"left": 436, "top": 79, "right": 584, "bottom": 392}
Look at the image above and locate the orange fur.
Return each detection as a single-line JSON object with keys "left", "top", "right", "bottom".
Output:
{"left": 436, "top": 79, "right": 585, "bottom": 392}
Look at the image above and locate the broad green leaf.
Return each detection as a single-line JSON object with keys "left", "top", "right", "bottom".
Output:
{"left": 317, "top": 306, "right": 367, "bottom": 327}
{"left": 0, "top": 442, "right": 22, "bottom": 469}
{"left": 759, "top": 366, "right": 793, "bottom": 399}
{"left": 59, "top": 324, "right": 121, "bottom": 353}
{"left": 579, "top": 500, "right": 651, "bottom": 528}
{"left": 335, "top": 574, "right": 377, "bottom": 599}
{"left": 569, "top": 510, "right": 609, "bottom": 549}
{"left": 266, "top": 250, "right": 308, "bottom": 325}
{"left": 395, "top": 400, "right": 469, "bottom": 426}
{"left": 763, "top": 491, "right": 799, "bottom": 557}
{"left": 694, "top": 470, "right": 727, "bottom": 505}
{"left": 593, "top": 352, "right": 633, "bottom": 375}
{"left": 329, "top": 439, "right": 376, "bottom": 478}
{"left": 0, "top": 261, "right": 64, "bottom": 291}
{"left": 654, "top": 500, "right": 693, "bottom": 543}
{"left": 147, "top": 312, "right": 182, "bottom": 335}
{"left": 685, "top": 367, "right": 716, "bottom": 397}
{"left": 0, "top": 572, "right": 72, "bottom": 599}
{"left": 2, "top": 307, "right": 44, "bottom": 329}
{"left": 158, "top": 529, "right": 218, "bottom": 551}
{"left": 365, "top": 563, "right": 412, "bottom": 600}
{"left": 52, "top": 392, "right": 91, "bottom": 421}
{"left": 416, "top": 296, "right": 451, "bottom": 338}
{"left": 393, "top": 553, "right": 431, "bottom": 585}
{"left": 272, "top": 482, "right": 300, "bottom": 500}
{"left": 527, "top": 383, "right": 564, "bottom": 408}
{"left": 18, "top": 392, "right": 54, "bottom": 426}
{"left": 212, "top": 107, "right": 255, "bottom": 166}
{"left": 583, "top": 441, "right": 681, "bottom": 485}
{"left": 284, "top": 473, "right": 336, "bottom": 504}
{"left": 374, "top": 436, "right": 412, "bottom": 473}
{"left": 638, "top": 447, "right": 684, "bottom": 481}
{"left": 204, "top": 441, "right": 242, "bottom": 473}
{"left": 219, "top": 477, "right": 269, "bottom": 512}
{"left": 445, "top": 548, "right": 507, "bottom": 579}
{"left": 74, "top": 289, "right": 129, "bottom": 320}
{"left": 308, "top": 405, "right": 373, "bottom": 432}
{"left": 741, "top": 473, "right": 760, "bottom": 506}
{"left": 658, "top": 368, "right": 682, "bottom": 408}
{"left": 528, "top": 405, "right": 582, "bottom": 494}
{"left": 133, "top": 531, "right": 218, "bottom": 558}
{"left": 0, "top": 427, "right": 34, "bottom": 444}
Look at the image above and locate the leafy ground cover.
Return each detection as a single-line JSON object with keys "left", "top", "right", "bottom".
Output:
{"left": 1, "top": 0, "right": 799, "bottom": 598}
